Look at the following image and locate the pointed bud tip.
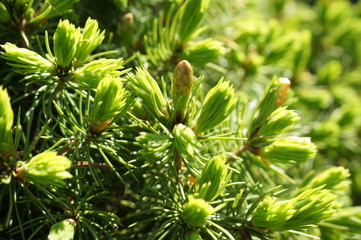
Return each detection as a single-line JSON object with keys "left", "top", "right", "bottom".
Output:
{"left": 177, "top": 60, "right": 192, "bottom": 70}
{"left": 279, "top": 77, "right": 291, "bottom": 85}
{"left": 122, "top": 13, "right": 134, "bottom": 26}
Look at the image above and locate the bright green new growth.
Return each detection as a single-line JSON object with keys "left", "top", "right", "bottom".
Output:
{"left": 324, "top": 207, "right": 361, "bottom": 235}
{"left": 195, "top": 154, "right": 231, "bottom": 201}
{"left": 178, "top": 0, "right": 211, "bottom": 43}
{"left": 136, "top": 132, "right": 172, "bottom": 161}
{"left": 300, "top": 166, "right": 351, "bottom": 192}
{"left": 259, "top": 107, "right": 300, "bottom": 137}
{"left": 127, "top": 68, "right": 168, "bottom": 120}
{"left": 131, "top": 100, "right": 147, "bottom": 119}
{"left": 74, "top": 18, "right": 105, "bottom": 65}
{"left": 252, "top": 196, "right": 297, "bottom": 230}
{"left": 75, "top": 58, "right": 124, "bottom": 88}
{"left": 173, "top": 123, "right": 200, "bottom": 159}
{"left": 261, "top": 137, "right": 317, "bottom": 164}
{"left": 1, "top": 18, "right": 108, "bottom": 84}
{"left": 182, "top": 195, "right": 214, "bottom": 227}
{"left": 195, "top": 79, "right": 237, "bottom": 133}
{"left": 1, "top": 43, "right": 52, "bottom": 74}
{"left": 91, "top": 77, "right": 131, "bottom": 133}
{"left": 53, "top": 20, "right": 80, "bottom": 69}
{"left": 290, "top": 187, "right": 337, "bottom": 226}
{"left": 48, "top": 219, "right": 75, "bottom": 240}
{"left": 183, "top": 39, "right": 225, "bottom": 66}
{"left": 252, "top": 187, "right": 337, "bottom": 231}
{"left": 0, "top": 3, "right": 10, "bottom": 22}
{"left": 53, "top": 18, "right": 104, "bottom": 69}
{"left": 1, "top": 1, "right": 360, "bottom": 239}
{"left": 251, "top": 77, "right": 291, "bottom": 132}
{"left": 0, "top": 86, "right": 14, "bottom": 157}
{"left": 21, "top": 151, "right": 72, "bottom": 187}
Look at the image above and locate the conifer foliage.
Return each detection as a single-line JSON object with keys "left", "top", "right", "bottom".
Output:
{"left": 1, "top": 0, "right": 361, "bottom": 239}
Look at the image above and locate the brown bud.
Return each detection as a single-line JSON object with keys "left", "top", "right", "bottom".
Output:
{"left": 172, "top": 60, "right": 194, "bottom": 96}
{"left": 122, "top": 13, "right": 134, "bottom": 27}
{"left": 15, "top": 166, "right": 27, "bottom": 182}
{"left": 90, "top": 118, "right": 114, "bottom": 134}
{"left": 276, "top": 77, "right": 291, "bottom": 106}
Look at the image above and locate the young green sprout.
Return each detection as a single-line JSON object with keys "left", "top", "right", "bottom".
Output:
{"left": 1, "top": 43, "right": 52, "bottom": 75}
{"left": 0, "top": 3, "right": 10, "bottom": 23}
{"left": 300, "top": 166, "right": 350, "bottom": 193}
{"left": 183, "top": 39, "right": 225, "bottom": 66}
{"left": 173, "top": 123, "right": 200, "bottom": 159}
{"left": 182, "top": 195, "right": 214, "bottom": 227}
{"left": 251, "top": 77, "right": 291, "bottom": 133}
{"left": 259, "top": 107, "right": 300, "bottom": 137}
{"left": 16, "top": 151, "right": 73, "bottom": 187}
{"left": 0, "top": 86, "right": 14, "bottom": 159}
{"left": 127, "top": 68, "right": 169, "bottom": 120}
{"left": 75, "top": 58, "right": 124, "bottom": 89}
{"left": 252, "top": 187, "right": 337, "bottom": 231}
{"left": 194, "top": 79, "right": 237, "bottom": 134}
{"left": 53, "top": 18, "right": 105, "bottom": 70}
{"left": 91, "top": 77, "right": 131, "bottom": 133}
{"left": 48, "top": 219, "right": 75, "bottom": 240}
{"left": 178, "top": 0, "right": 211, "bottom": 43}
{"left": 136, "top": 132, "right": 172, "bottom": 162}
{"left": 53, "top": 20, "right": 80, "bottom": 69}
{"left": 74, "top": 18, "right": 105, "bottom": 65}
{"left": 195, "top": 154, "right": 231, "bottom": 201}
{"left": 261, "top": 137, "right": 317, "bottom": 164}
